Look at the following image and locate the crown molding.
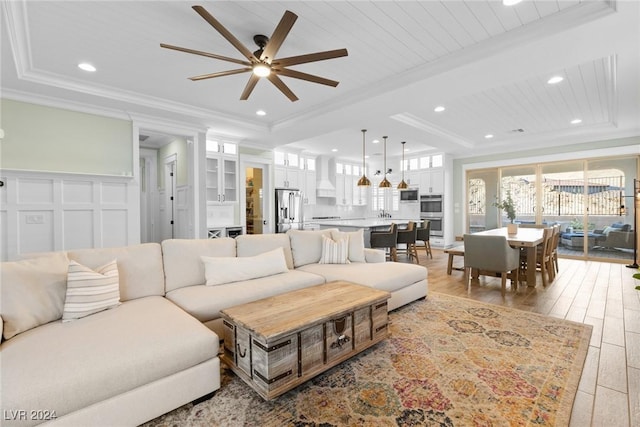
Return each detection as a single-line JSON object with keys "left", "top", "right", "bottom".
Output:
{"left": 2, "top": 0, "right": 267, "bottom": 135}
{"left": 2, "top": 89, "right": 132, "bottom": 121}
{"left": 390, "top": 113, "right": 475, "bottom": 149}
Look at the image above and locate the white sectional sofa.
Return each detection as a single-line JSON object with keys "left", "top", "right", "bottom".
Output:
{"left": 1, "top": 228, "right": 427, "bottom": 426}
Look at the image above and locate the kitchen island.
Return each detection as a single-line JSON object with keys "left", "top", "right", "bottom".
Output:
{"left": 313, "top": 218, "right": 421, "bottom": 248}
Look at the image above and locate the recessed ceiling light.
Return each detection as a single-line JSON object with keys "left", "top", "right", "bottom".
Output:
{"left": 434, "top": 106, "right": 446, "bottom": 113}
{"left": 484, "top": 134, "right": 494, "bottom": 139}
{"left": 571, "top": 118, "right": 582, "bottom": 124}
{"left": 331, "top": 148, "right": 338, "bottom": 152}
{"left": 364, "top": 155, "right": 370, "bottom": 159}
{"left": 547, "top": 76, "right": 564, "bottom": 84}
{"left": 503, "top": 0, "right": 522, "bottom": 5}
{"left": 256, "top": 110, "right": 266, "bottom": 116}
{"left": 404, "top": 149, "right": 409, "bottom": 152}
{"left": 78, "top": 62, "right": 96, "bottom": 72}
{"left": 372, "top": 139, "right": 380, "bottom": 144}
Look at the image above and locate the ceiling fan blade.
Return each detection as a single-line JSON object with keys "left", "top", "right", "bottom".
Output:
{"left": 261, "top": 10, "right": 297, "bottom": 63}
{"left": 273, "top": 48, "right": 348, "bottom": 67}
{"left": 189, "top": 68, "right": 251, "bottom": 81}
{"left": 267, "top": 74, "right": 299, "bottom": 102}
{"left": 274, "top": 68, "right": 339, "bottom": 87}
{"left": 160, "top": 44, "right": 252, "bottom": 66}
{"left": 240, "top": 74, "right": 260, "bottom": 100}
{"left": 192, "top": 5, "right": 257, "bottom": 62}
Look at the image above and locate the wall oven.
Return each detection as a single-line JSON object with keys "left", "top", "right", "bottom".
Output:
{"left": 422, "top": 216, "right": 443, "bottom": 237}
{"left": 420, "top": 194, "right": 443, "bottom": 216}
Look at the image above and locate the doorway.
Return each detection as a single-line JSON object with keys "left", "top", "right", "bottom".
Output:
{"left": 242, "top": 159, "right": 271, "bottom": 234}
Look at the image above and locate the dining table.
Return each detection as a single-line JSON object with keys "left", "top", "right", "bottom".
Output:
{"left": 474, "top": 227, "right": 545, "bottom": 287}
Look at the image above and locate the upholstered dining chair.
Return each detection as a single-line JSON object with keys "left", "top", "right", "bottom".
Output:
{"left": 463, "top": 233, "right": 520, "bottom": 297}
{"left": 415, "top": 220, "right": 433, "bottom": 259}
{"left": 370, "top": 223, "right": 398, "bottom": 262}
{"left": 396, "top": 221, "right": 419, "bottom": 263}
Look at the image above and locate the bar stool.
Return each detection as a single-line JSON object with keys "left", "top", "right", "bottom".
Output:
{"left": 370, "top": 223, "right": 398, "bottom": 262}
{"left": 415, "top": 220, "right": 433, "bottom": 259}
{"left": 396, "top": 221, "right": 419, "bottom": 263}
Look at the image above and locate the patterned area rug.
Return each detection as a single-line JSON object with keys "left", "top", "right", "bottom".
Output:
{"left": 144, "top": 292, "right": 592, "bottom": 426}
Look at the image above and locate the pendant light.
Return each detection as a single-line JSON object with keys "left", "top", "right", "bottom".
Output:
{"left": 397, "top": 141, "right": 408, "bottom": 189}
{"left": 379, "top": 136, "right": 391, "bottom": 188}
{"left": 357, "top": 129, "right": 371, "bottom": 186}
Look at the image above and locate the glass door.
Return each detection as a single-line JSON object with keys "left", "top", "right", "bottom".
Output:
{"left": 499, "top": 165, "right": 537, "bottom": 226}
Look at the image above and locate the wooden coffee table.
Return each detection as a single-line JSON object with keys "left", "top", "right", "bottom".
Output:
{"left": 220, "top": 281, "right": 391, "bottom": 400}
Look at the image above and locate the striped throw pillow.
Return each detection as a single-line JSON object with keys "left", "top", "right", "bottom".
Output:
{"left": 63, "top": 260, "right": 120, "bottom": 322}
{"left": 319, "top": 235, "right": 350, "bottom": 264}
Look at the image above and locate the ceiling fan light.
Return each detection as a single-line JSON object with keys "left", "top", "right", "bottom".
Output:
{"left": 253, "top": 63, "right": 271, "bottom": 77}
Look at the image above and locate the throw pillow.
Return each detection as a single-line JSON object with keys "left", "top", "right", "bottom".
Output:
{"left": 1, "top": 252, "right": 69, "bottom": 340}
{"left": 62, "top": 260, "right": 121, "bottom": 322}
{"left": 319, "top": 235, "right": 350, "bottom": 264}
{"left": 201, "top": 247, "right": 289, "bottom": 286}
{"left": 331, "top": 229, "right": 366, "bottom": 263}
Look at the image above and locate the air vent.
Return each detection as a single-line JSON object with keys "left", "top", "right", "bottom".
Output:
{"left": 510, "top": 128, "right": 525, "bottom": 133}
{"left": 139, "top": 134, "right": 150, "bottom": 141}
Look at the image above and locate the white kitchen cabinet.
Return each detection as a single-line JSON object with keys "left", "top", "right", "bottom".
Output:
{"left": 299, "top": 157, "right": 316, "bottom": 205}
{"left": 419, "top": 169, "right": 444, "bottom": 194}
{"left": 274, "top": 150, "right": 301, "bottom": 189}
{"left": 206, "top": 142, "right": 238, "bottom": 204}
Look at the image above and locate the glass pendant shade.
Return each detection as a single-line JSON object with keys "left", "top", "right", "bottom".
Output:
{"left": 379, "top": 135, "right": 391, "bottom": 188}
{"left": 397, "top": 140, "right": 408, "bottom": 189}
{"left": 358, "top": 129, "right": 371, "bottom": 187}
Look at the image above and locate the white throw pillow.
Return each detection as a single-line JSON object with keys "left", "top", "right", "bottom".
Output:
{"left": 331, "top": 229, "right": 366, "bottom": 263}
{"left": 319, "top": 235, "right": 350, "bottom": 264}
{"left": 1, "top": 252, "right": 69, "bottom": 340}
{"left": 201, "top": 247, "right": 289, "bottom": 286}
{"left": 287, "top": 229, "right": 336, "bottom": 267}
{"left": 63, "top": 260, "right": 121, "bottom": 322}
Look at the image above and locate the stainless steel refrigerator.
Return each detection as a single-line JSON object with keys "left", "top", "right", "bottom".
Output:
{"left": 275, "top": 188, "right": 303, "bottom": 233}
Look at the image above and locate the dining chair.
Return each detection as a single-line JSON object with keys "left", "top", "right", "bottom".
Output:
{"left": 463, "top": 234, "right": 520, "bottom": 297}
{"left": 396, "top": 221, "right": 419, "bottom": 263}
{"left": 520, "top": 227, "right": 555, "bottom": 287}
{"left": 551, "top": 224, "right": 561, "bottom": 274}
{"left": 370, "top": 223, "right": 398, "bottom": 262}
{"left": 415, "top": 220, "right": 433, "bottom": 259}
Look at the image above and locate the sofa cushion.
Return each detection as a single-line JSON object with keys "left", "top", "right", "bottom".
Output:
{"left": 319, "top": 235, "right": 350, "bottom": 264}
{"left": 201, "top": 248, "right": 289, "bottom": 286}
{"left": 331, "top": 229, "right": 366, "bottom": 263}
{"left": 287, "top": 229, "right": 337, "bottom": 267}
{"left": 236, "top": 233, "right": 294, "bottom": 270}
{"left": 297, "top": 262, "right": 427, "bottom": 293}
{"left": 166, "top": 270, "right": 325, "bottom": 324}
{"left": 1, "top": 296, "right": 218, "bottom": 423}
{"left": 67, "top": 243, "right": 164, "bottom": 302}
{"left": 162, "top": 238, "right": 236, "bottom": 293}
{"left": 0, "top": 252, "right": 69, "bottom": 340}
{"left": 63, "top": 260, "right": 121, "bottom": 322}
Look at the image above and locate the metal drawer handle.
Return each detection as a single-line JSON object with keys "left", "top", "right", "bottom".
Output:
{"left": 237, "top": 344, "right": 247, "bottom": 358}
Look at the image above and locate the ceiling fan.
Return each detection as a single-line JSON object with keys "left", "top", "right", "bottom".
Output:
{"left": 161, "top": 5, "right": 348, "bottom": 102}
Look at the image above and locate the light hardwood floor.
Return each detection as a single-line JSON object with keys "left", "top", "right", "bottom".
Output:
{"left": 401, "top": 248, "right": 640, "bottom": 427}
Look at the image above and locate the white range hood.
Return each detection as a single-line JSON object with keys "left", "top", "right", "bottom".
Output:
{"left": 316, "top": 155, "right": 336, "bottom": 198}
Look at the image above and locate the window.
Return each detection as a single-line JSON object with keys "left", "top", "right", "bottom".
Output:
{"left": 409, "top": 158, "right": 419, "bottom": 171}
{"left": 420, "top": 157, "right": 430, "bottom": 169}
{"left": 432, "top": 154, "right": 443, "bottom": 168}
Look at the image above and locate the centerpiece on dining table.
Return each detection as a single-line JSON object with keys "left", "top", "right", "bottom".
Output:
{"left": 493, "top": 190, "right": 518, "bottom": 235}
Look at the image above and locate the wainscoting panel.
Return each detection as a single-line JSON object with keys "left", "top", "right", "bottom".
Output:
{"left": 0, "top": 170, "right": 138, "bottom": 261}
{"left": 63, "top": 210, "right": 94, "bottom": 250}
{"left": 18, "top": 209, "right": 54, "bottom": 254}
